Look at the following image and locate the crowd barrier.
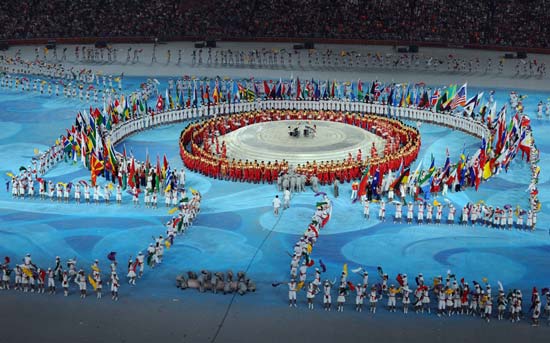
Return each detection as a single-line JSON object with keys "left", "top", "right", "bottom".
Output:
{"left": 108, "top": 101, "right": 489, "bottom": 148}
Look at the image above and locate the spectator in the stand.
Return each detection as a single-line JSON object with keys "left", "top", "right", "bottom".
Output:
{"left": 0, "top": 0, "right": 547, "bottom": 49}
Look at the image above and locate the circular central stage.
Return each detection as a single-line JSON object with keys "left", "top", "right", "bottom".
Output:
{"left": 218, "top": 120, "right": 386, "bottom": 166}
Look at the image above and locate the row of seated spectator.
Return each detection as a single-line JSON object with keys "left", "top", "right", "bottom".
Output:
{"left": 0, "top": 0, "right": 547, "bottom": 49}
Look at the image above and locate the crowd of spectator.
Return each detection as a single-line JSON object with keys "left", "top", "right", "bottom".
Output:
{"left": 0, "top": 0, "right": 548, "bottom": 49}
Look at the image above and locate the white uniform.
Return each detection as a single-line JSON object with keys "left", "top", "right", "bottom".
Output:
{"left": 417, "top": 203, "right": 424, "bottom": 223}
{"left": 288, "top": 281, "right": 297, "bottom": 301}
{"left": 378, "top": 201, "right": 386, "bottom": 220}
{"left": 406, "top": 203, "right": 414, "bottom": 223}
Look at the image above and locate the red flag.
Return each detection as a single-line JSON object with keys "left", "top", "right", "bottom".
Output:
{"left": 128, "top": 158, "right": 135, "bottom": 188}
{"left": 357, "top": 165, "right": 371, "bottom": 197}
{"left": 163, "top": 154, "right": 168, "bottom": 172}
{"left": 263, "top": 81, "right": 270, "bottom": 96}
{"left": 156, "top": 94, "right": 164, "bottom": 111}
{"left": 90, "top": 154, "right": 104, "bottom": 186}
{"left": 156, "top": 155, "right": 161, "bottom": 176}
{"left": 91, "top": 108, "right": 101, "bottom": 119}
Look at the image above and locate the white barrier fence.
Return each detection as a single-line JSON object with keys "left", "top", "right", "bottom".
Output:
{"left": 108, "top": 100, "right": 489, "bottom": 146}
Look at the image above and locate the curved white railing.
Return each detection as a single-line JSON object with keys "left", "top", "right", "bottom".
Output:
{"left": 107, "top": 100, "right": 490, "bottom": 147}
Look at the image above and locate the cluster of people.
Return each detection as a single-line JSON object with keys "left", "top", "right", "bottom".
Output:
{"left": 179, "top": 110, "right": 420, "bottom": 184}
{"left": 0, "top": 70, "right": 125, "bottom": 106}
{"left": 360, "top": 198, "right": 536, "bottom": 231}
{"left": 0, "top": 254, "right": 121, "bottom": 300}
{"left": 286, "top": 199, "right": 332, "bottom": 308}
{"left": 8, "top": 166, "right": 187, "bottom": 210}
{"left": 1, "top": 54, "right": 76, "bottom": 80}
{"left": 289, "top": 265, "right": 550, "bottom": 326}
{"left": 176, "top": 270, "right": 256, "bottom": 295}
{"left": 137, "top": 189, "right": 201, "bottom": 280}
{"left": 1, "top": 189, "right": 201, "bottom": 299}
{"left": 188, "top": 47, "right": 547, "bottom": 79}
{"left": 1, "top": 1, "right": 549, "bottom": 50}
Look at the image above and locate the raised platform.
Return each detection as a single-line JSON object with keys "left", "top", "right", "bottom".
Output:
{"left": 217, "top": 120, "right": 386, "bottom": 167}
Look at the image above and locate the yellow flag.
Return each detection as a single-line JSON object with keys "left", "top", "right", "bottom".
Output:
{"left": 21, "top": 267, "right": 33, "bottom": 277}
{"left": 433, "top": 199, "right": 440, "bottom": 206}
{"left": 165, "top": 240, "right": 171, "bottom": 249}
{"left": 91, "top": 265, "right": 100, "bottom": 273}
{"left": 306, "top": 244, "right": 312, "bottom": 254}
{"left": 6, "top": 172, "right": 14, "bottom": 178}
{"left": 296, "top": 281, "right": 304, "bottom": 291}
{"left": 482, "top": 162, "right": 492, "bottom": 180}
{"left": 342, "top": 263, "right": 348, "bottom": 277}
{"left": 34, "top": 148, "right": 39, "bottom": 155}
{"left": 168, "top": 207, "right": 179, "bottom": 215}
{"left": 88, "top": 275, "right": 97, "bottom": 290}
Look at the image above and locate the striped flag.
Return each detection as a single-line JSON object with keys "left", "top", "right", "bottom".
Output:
{"left": 450, "top": 83, "right": 467, "bottom": 110}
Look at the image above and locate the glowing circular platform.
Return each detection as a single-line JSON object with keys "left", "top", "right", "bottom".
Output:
{"left": 218, "top": 120, "right": 386, "bottom": 166}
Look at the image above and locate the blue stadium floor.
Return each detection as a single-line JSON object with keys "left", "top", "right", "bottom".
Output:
{"left": 0, "top": 77, "right": 549, "bottom": 307}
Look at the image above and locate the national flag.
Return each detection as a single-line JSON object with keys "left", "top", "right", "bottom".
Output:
{"left": 442, "top": 84, "right": 457, "bottom": 109}
{"left": 90, "top": 154, "right": 104, "bottom": 186}
{"left": 128, "top": 158, "right": 135, "bottom": 188}
{"left": 418, "top": 154, "right": 435, "bottom": 187}
{"left": 156, "top": 94, "right": 164, "bottom": 112}
{"left": 213, "top": 82, "right": 220, "bottom": 104}
{"left": 357, "top": 165, "right": 371, "bottom": 197}
{"left": 418, "top": 90, "right": 429, "bottom": 109}
{"left": 371, "top": 168, "right": 381, "bottom": 194}
{"left": 482, "top": 161, "right": 492, "bottom": 180}
{"left": 435, "top": 92, "right": 448, "bottom": 112}
{"left": 430, "top": 88, "right": 440, "bottom": 107}
{"left": 263, "top": 80, "right": 271, "bottom": 97}
{"left": 391, "top": 166, "right": 410, "bottom": 190}
{"left": 275, "top": 78, "right": 282, "bottom": 98}
{"left": 450, "top": 83, "right": 467, "bottom": 110}
{"left": 164, "top": 166, "right": 173, "bottom": 192}
{"left": 462, "top": 93, "right": 479, "bottom": 117}
{"left": 442, "top": 148, "right": 451, "bottom": 177}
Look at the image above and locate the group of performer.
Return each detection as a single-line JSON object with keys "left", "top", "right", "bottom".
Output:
{"left": 287, "top": 199, "right": 332, "bottom": 308}
{"left": 0, "top": 190, "right": 201, "bottom": 300}
{"left": 359, "top": 197, "right": 536, "bottom": 231}
{"left": 8, "top": 177, "right": 187, "bottom": 210}
{"left": 179, "top": 109, "right": 420, "bottom": 184}
{"left": 0, "top": 254, "right": 121, "bottom": 301}
{"left": 289, "top": 265, "right": 550, "bottom": 326}
{"left": 187, "top": 47, "right": 546, "bottom": 78}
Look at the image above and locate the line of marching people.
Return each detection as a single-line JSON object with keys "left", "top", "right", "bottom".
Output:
{"left": 8, "top": 167, "right": 189, "bottom": 210}
{"left": 288, "top": 265, "right": 550, "bottom": 327}
{"left": 0, "top": 254, "right": 122, "bottom": 301}
{"left": 0, "top": 190, "right": 201, "bottom": 301}
{"left": 285, "top": 197, "right": 332, "bottom": 307}
{"left": 360, "top": 198, "right": 537, "bottom": 231}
